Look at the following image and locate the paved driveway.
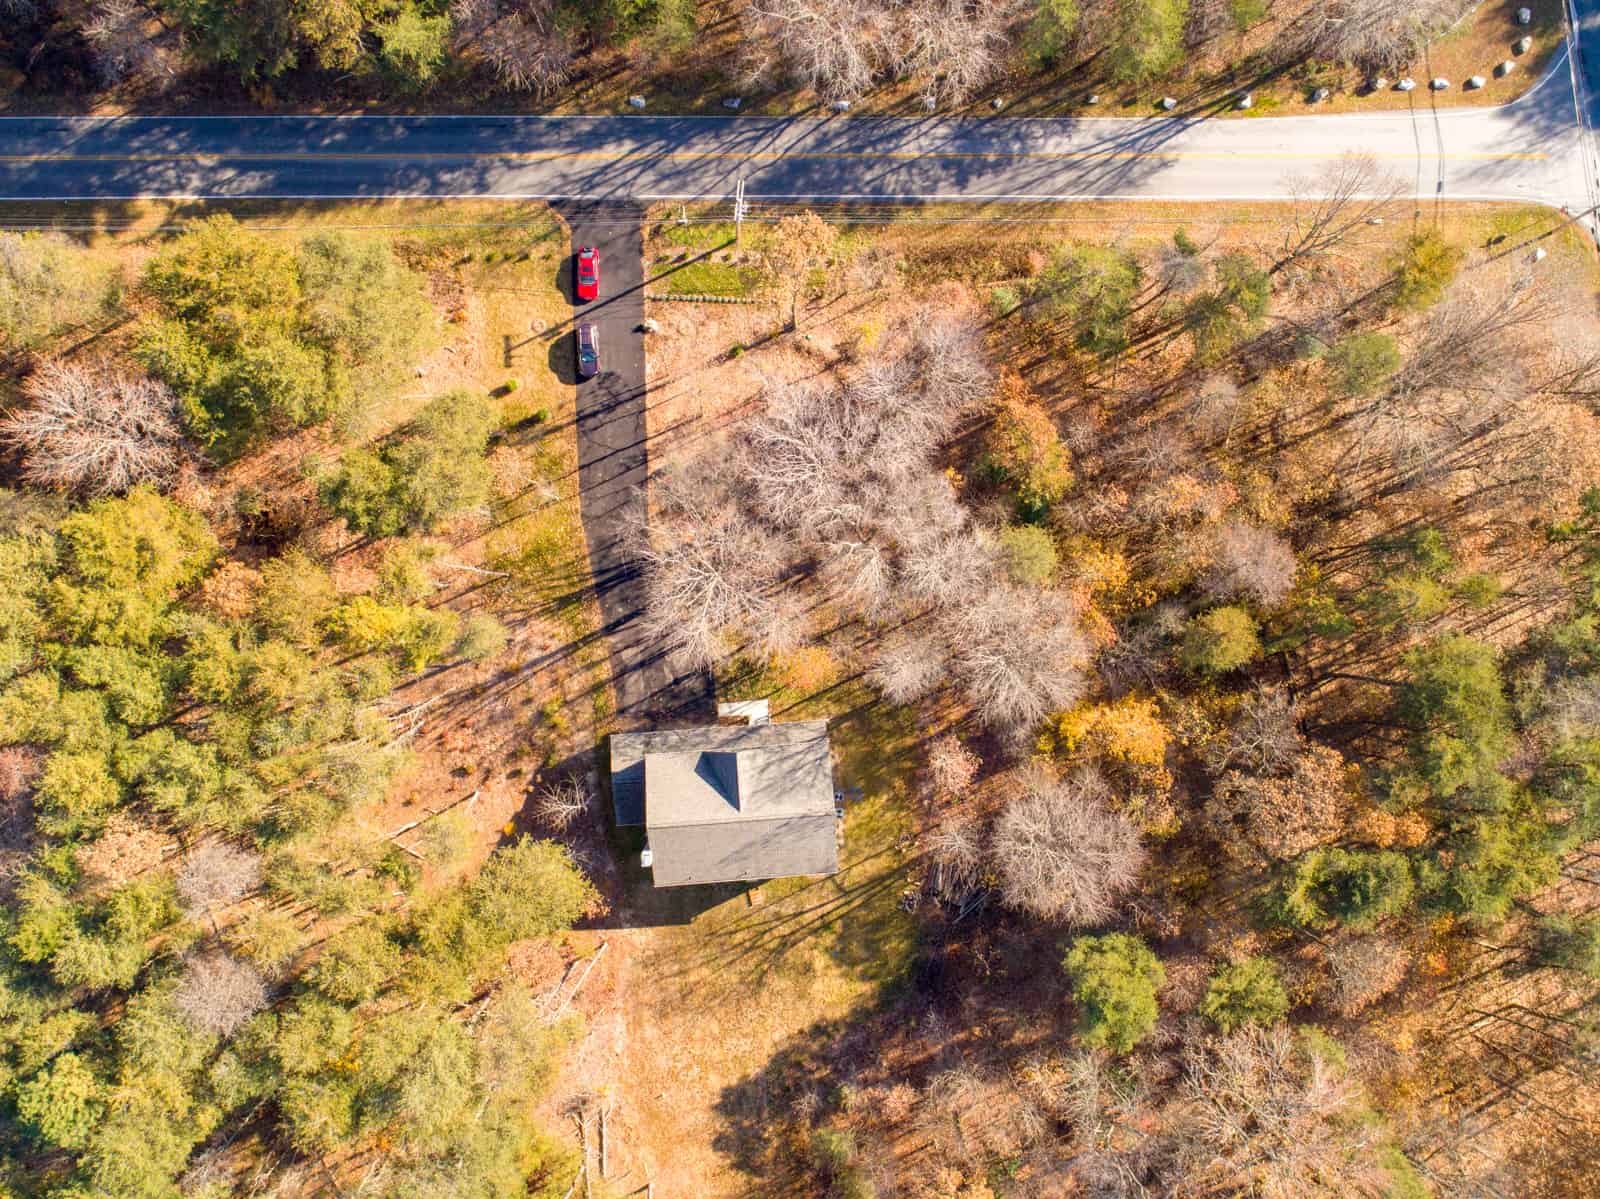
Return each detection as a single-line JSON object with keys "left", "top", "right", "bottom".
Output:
{"left": 555, "top": 202, "right": 710, "bottom": 726}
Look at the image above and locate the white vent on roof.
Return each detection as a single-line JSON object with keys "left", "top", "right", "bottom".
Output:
{"left": 640, "top": 845, "right": 654, "bottom": 869}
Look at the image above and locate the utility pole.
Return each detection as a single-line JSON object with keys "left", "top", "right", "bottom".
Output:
{"left": 734, "top": 177, "right": 748, "bottom": 243}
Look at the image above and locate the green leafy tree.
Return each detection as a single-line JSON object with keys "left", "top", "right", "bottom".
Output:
{"left": 1269, "top": 848, "right": 1416, "bottom": 929}
{"left": 1326, "top": 332, "right": 1400, "bottom": 396}
{"left": 16, "top": 1052, "right": 105, "bottom": 1149}
{"left": 321, "top": 391, "right": 495, "bottom": 537}
{"left": 137, "top": 215, "right": 317, "bottom": 453}
{"left": 1535, "top": 913, "right": 1600, "bottom": 978}
{"left": 1391, "top": 229, "right": 1463, "bottom": 311}
{"left": 1182, "top": 605, "right": 1262, "bottom": 676}
{"left": 50, "top": 489, "right": 217, "bottom": 648}
{"left": 0, "top": 232, "right": 115, "bottom": 351}
{"left": 1029, "top": 243, "right": 1143, "bottom": 355}
{"left": 1029, "top": 0, "right": 1081, "bottom": 66}
{"left": 160, "top": 0, "right": 300, "bottom": 80}
{"left": 1185, "top": 252, "right": 1270, "bottom": 363}
{"left": 454, "top": 612, "right": 509, "bottom": 662}
{"left": 471, "top": 838, "right": 596, "bottom": 943}
{"left": 1062, "top": 933, "right": 1165, "bottom": 1053}
{"left": 1000, "top": 525, "right": 1059, "bottom": 586}
{"left": 255, "top": 549, "right": 339, "bottom": 645}
{"left": 1429, "top": 804, "right": 1561, "bottom": 923}
{"left": 1105, "top": 0, "right": 1188, "bottom": 83}
{"left": 395, "top": 606, "right": 462, "bottom": 673}
{"left": 311, "top": 922, "right": 404, "bottom": 1003}
{"left": 1230, "top": 0, "right": 1267, "bottom": 28}
{"left": 375, "top": 8, "right": 450, "bottom": 90}
{"left": 317, "top": 449, "right": 404, "bottom": 539}
{"left": 1398, "top": 636, "right": 1512, "bottom": 810}
{"left": 278, "top": 1074, "right": 360, "bottom": 1154}
{"left": 139, "top": 216, "right": 428, "bottom": 456}
{"left": 983, "top": 371, "right": 1074, "bottom": 516}
{"left": 375, "top": 539, "right": 442, "bottom": 604}
{"left": 323, "top": 595, "right": 408, "bottom": 657}
{"left": 142, "top": 214, "right": 299, "bottom": 327}
{"left": 297, "top": 232, "right": 431, "bottom": 376}
{"left": 35, "top": 750, "right": 121, "bottom": 836}
{"left": 391, "top": 1022, "right": 479, "bottom": 1156}
{"left": 274, "top": 994, "right": 357, "bottom": 1075}
{"left": 1199, "top": 956, "right": 1289, "bottom": 1032}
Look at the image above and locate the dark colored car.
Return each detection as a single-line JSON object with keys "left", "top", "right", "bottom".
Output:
{"left": 576, "top": 323, "right": 600, "bottom": 379}
{"left": 575, "top": 246, "right": 599, "bottom": 302}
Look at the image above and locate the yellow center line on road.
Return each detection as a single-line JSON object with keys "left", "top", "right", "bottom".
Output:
{"left": 0, "top": 149, "right": 1551, "bottom": 163}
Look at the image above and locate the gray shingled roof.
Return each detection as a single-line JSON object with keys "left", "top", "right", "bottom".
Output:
{"left": 608, "top": 720, "right": 838, "bottom": 887}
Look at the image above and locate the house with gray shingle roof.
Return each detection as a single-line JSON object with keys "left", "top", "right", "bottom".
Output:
{"left": 608, "top": 719, "right": 839, "bottom": 887}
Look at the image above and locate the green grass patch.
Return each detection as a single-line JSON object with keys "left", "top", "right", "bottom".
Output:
{"left": 655, "top": 258, "right": 759, "bottom": 297}
{"left": 655, "top": 221, "right": 738, "bottom": 249}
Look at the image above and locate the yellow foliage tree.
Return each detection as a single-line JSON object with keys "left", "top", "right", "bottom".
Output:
{"left": 1050, "top": 695, "right": 1171, "bottom": 769}
{"left": 984, "top": 370, "right": 1073, "bottom": 513}
{"left": 758, "top": 212, "right": 838, "bottom": 330}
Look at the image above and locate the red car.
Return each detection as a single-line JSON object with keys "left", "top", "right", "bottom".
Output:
{"left": 575, "top": 246, "right": 599, "bottom": 302}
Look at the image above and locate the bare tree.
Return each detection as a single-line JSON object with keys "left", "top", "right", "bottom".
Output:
{"left": 635, "top": 462, "right": 787, "bottom": 668}
{"left": 950, "top": 587, "right": 1088, "bottom": 734}
{"left": 462, "top": 0, "right": 576, "bottom": 96}
{"left": 174, "top": 951, "right": 269, "bottom": 1037}
{"left": 1209, "top": 744, "right": 1352, "bottom": 862}
{"left": 869, "top": 631, "right": 949, "bottom": 704}
{"left": 1188, "top": 374, "right": 1245, "bottom": 443}
{"left": 898, "top": 528, "right": 999, "bottom": 607}
{"left": 1545, "top": 677, "right": 1600, "bottom": 742}
{"left": 177, "top": 841, "right": 263, "bottom": 916}
{"left": 833, "top": 539, "right": 903, "bottom": 620}
{"left": 1277, "top": 0, "right": 1469, "bottom": 74}
{"left": 0, "top": 747, "right": 38, "bottom": 902}
{"left": 897, "top": 0, "right": 1008, "bottom": 106}
{"left": 534, "top": 776, "right": 592, "bottom": 831}
{"left": 925, "top": 815, "right": 985, "bottom": 906}
{"left": 639, "top": 310, "right": 994, "bottom": 676}
{"left": 743, "top": 0, "right": 1015, "bottom": 106}
{"left": 1156, "top": 241, "right": 1209, "bottom": 296}
{"left": 1210, "top": 688, "right": 1303, "bottom": 776}
{"left": 1337, "top": 278, "right": 1546, "bottom": 489}
{"left": 1118, "top": 424, "right": 1194, "bottom": 483}
{"left": 81, "top": 0, "right": 171, "bottom": 86}
{"left": 450, "top": 0, "right": 495, "bottom": 35}
{"left": 1177, "top": 1026, "right": 1388, "bottom": 1199}
{"left": 1276, "top": 153, "right": 1404, "bottom": 273}
{"left": 740, "top": 0, "right": 891, "bottom": 100}
{"left": 1, "top": 361, "right": 184, "bottom": 496}
{"left": 899, "top": 310, "right": 994, "bottom": 429}
{"left": 0, "top": 747, "right": 37, "bottom": 803}
{"left": 926, "top": 734, "right": 980, "bottom": 799}
{"left": 1326, "top": 934, "right": 1412, "bottom": 1016}
{"left": 991, "top": 766, "right": 1146, "bottom": 924}
{"left": 1204, "top": 521, "right": 1298, "bottom": 608}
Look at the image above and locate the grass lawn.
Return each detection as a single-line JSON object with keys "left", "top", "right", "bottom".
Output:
{"left": 653, "top": 257, "right": 760, "bottom": 297}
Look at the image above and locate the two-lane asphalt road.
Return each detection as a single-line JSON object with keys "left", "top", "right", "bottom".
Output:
{"left": 0, "top": 49, "right": 1587, "bottom": 208}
